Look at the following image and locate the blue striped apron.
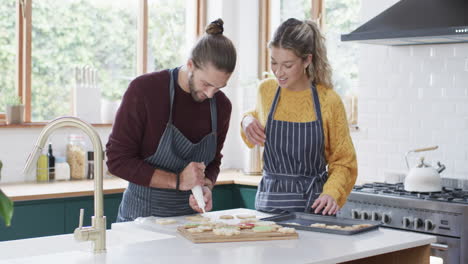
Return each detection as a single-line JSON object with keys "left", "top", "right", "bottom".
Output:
{"left": 116, "top": 68, "right": 217, "bottom": 221}
{"left": 255, "top": 84, "right": 328, "bottom": 214}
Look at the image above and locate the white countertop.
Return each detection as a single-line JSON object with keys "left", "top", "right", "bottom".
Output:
{"left": 0, "top": 209, "right": 436, "bottom": 264}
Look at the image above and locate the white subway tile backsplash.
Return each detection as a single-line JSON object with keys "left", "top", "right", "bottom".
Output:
{"left": 454, "top": 160, "right": 468, "bottom": 173}
{"left": 367, "top": 128, "right": 386, "bottom": 141}
{"left": 431, "top": 102, "right": 456, "bottom": 115}
{"left": 446, "top": 58, "right": 466, "bottom": 73}
{"left": 387, "top": 127, "right": 410, "bottom": 141}
{"left": 411, "top": 102, "right": 432, "bottom": 116}
{"left": 444, "top": 146, "right": 467, "bottom": 160}
{"left": 355, "top": 17, "right": 468, "bottom": 182}
{"left": 411, "top": 46, "right": 433, "bottom": 57}
{"left": 454, "top": 44, "right": 468, "bottom": 57}
{"left": 443, "top": 117, "right": 466, "bottom": 130}
{"left": 410, "top": 128, "right": 434, "bottom": 146}
{"left": 422, "top": 83, "right": 444, "bottom": 99}
{"left": 432, "top": 129, "right": 456, "bottom": 145}
{"left": 378, "top": 142, "right": 398, "bottom": 154}
{"left": 411, "top": 72, "right": 431, "bottom": 89}
{"left": 400, "top": 58, "right": 423, "bottom": 73}
{"left": 422, "top": 57, "right": 446, "bottom": 73}
{"left": 430, "top": 73, "right": 453, "bottom": 88}
{"left": 453, "top": 72, "right": 468, "bottom": 90}
{"left": 359, "top": 114, "right": 378, "bottom": 128}
{"left": 456, "top": 103, "right": 468, "bottom": 114}
{"left": 432, "top": 45, "right": 456, "bottom": 58}
{"left": 389, "top": 46, "right": 411, "bottom": 58}
{"left": 387, "top": 101, "right": 412, "bottom": 115}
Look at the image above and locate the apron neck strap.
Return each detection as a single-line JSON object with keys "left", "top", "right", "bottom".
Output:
{"left": 168, "top": 67, "right": 217, "bottom": 134}
{"left": 168, "top": 68, "right": 176, "bottom": 123}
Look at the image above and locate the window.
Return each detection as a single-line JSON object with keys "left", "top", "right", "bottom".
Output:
{"left": 6, "top": 0, "right": 201, "bottom": 124}
{"left": 148, "top": 0, "right": 194, "bottom": 71}
{"left": 31, "top": 0, "right": 138, "bottom": 121}
{"left": 324, "top": 0, "right": 361, "bottom": 126}
{"left": 0, "top": 0, "right": 17, "bottom": 118}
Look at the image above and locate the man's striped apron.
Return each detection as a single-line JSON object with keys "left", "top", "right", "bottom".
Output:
{"left": 116, "top": 68, "right": 217, "bottom": 221}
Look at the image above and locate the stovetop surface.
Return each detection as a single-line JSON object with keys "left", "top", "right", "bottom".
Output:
{"left": 353, "top": 182, "right": 468, "bottom": 204}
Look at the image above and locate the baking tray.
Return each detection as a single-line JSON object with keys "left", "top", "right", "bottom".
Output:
{"left": 260, "top": 212, "right": 380, "bottom": 235}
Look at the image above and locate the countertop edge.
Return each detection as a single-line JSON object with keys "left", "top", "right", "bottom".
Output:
{"left": 1, "top": 169, "right": 262, "bottom": 201}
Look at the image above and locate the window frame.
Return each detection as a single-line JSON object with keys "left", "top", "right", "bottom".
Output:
{"left": 4, "top": 0, "right": 203, "bottom": 125}
{"left": 258, "top": 0, "right": 321, "bottom": 79}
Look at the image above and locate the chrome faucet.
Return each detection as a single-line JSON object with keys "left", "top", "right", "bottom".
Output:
{"left": 23, "top": 116, "right": 106, "bottom": 253}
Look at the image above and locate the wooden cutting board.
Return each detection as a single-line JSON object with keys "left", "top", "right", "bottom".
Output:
{"left": 177, "top": 226, "right": 298, "bottom": 243}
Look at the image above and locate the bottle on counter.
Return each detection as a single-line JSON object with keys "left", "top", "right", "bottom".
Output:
{"left": 36, "top": 150, "right": 49, "bottom": 182}
{"left": 47, "top": 143, "right": 55, "bottom": 181}
{"left": 87, "top": 151, "right": 94, "bottom": 180}
{"left": 67, "top": 134, "right": 86, "bottom": 180}
{"left": 55, "top": 157, "right": 71, "bottom": 181}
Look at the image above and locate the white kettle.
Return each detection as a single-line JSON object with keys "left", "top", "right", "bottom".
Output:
{"left": 404, "top": 146, "right": 446, "bottom": 192}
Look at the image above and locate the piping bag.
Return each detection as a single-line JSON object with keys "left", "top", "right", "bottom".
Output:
{"left": 191, "top": 162, "right": 206, "bottom": 213}
{"left": 191, "top": 185, "right": 206, "bottom": 214}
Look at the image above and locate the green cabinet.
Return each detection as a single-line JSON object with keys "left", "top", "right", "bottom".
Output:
{"left": 212, "top": 184, "right": 257, "bottom": 211}
{"left": 0, "top": 199, "right": 65, "bottom": 241}
{"left": 0, "top": 193, "right": 123, "bottom": 242}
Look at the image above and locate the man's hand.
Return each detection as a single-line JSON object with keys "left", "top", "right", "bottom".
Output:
{"left": 189, "top": 186, "right": 212, "bottom": 213}
{"left": 242, "top": 115, "right": 266, "bottom": 146}
{"left": 179, "top": 162, "right": 205, "bottom": 191}
{"left": 311, "top": 194, "right": 339, "bottom": 215}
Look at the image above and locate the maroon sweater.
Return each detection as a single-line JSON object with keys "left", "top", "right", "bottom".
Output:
{"left": 106, "top": 69, "right": 232, "bottom": 186}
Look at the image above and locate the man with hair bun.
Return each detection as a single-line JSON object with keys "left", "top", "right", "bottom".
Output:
{"left": 107, "top": 19, "right": 237, "bottom": 220}
{"left": 241, "top": 18, "right": 357, "bottom": 216}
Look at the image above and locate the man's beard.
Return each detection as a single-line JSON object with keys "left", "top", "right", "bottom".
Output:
{"left": 188, "top": 73, "right": 206, "bottom": 103}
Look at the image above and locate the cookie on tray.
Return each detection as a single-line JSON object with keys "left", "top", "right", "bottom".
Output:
{"left": 155, "top": 218, "right": 177, "bottom": 225}
{"left": 185, "top": 215, "right": 210, "bottom": 222}
{"left": 219, "top": 215, "right": 234, "bottom": 220}
{"left": 278, "top": 227, "right": 296, "bottom": 234}
{"left": 236, "top": 214, "right": 257, "bottom": 219}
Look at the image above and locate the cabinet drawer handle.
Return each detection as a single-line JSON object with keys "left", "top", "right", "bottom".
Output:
{"left": 431, "top": 243, "right": 448, "bottom": 251}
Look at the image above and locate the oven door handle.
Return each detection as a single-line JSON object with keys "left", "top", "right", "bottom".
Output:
{"left": 431, "top": 243, "right": 449, "bottom": 251}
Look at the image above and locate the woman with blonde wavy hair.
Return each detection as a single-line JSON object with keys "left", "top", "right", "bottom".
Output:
{"left": 241, "top": 18, "right": 357, "bottom": 215}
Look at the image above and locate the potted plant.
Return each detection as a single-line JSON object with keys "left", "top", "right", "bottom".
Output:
{"left": 3, "top": 94, "right": 24, "bottom": 125}
{"left": 0, "top": 190, "right": 13, "bottom": 227}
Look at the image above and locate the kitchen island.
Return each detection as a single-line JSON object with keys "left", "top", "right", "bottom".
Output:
{"left": 0, "top": 208, "right": 435, "bottom": 264}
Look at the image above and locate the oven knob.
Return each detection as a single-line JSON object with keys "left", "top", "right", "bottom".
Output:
{"left": 413, "top": 218, "right": 424, "bottom": 229}
{"left": 403, "top": 217, "right": 412, "bottom": 228}
{"left": 351, "top": 209, "right": 360, "bottom": 219}
{"left": 361, "top": 211, "right": 370, "bottom": 220}
{"left": 371, "top": 212, "right": 381, "bottom": 221}
{"left": 382, "top": 213, "right": 391, "bottom": 224}
{"left": 424, "top": 220, "right": 435, "bottom": 231}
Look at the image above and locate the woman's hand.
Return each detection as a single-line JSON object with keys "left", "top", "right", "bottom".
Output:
{"left": 242, "top": 115, "right": 266, "bottom": 146}
{"left": 311, "top": 194, "right": 339, "bottom": 215}
{"left": 189, "top": 186, "right": 213, "bottom": 213}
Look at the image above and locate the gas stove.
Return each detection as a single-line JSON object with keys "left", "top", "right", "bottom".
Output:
{"left": 354, "top": 182, "right": 468, "bottom": 204}
{"left": 338, "top": 181, "right": 468, "bottom": 264}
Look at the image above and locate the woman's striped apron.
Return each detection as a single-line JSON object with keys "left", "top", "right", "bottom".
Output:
{"left": 116, "top": 68, "right": 217, "bottom": 221}
{"left": 255, "top": 84, "right": 328, "bottom": 214}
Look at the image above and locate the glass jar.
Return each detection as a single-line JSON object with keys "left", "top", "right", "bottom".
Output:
{"left": 67, "top": 134, "right": 86, "bottom": 180}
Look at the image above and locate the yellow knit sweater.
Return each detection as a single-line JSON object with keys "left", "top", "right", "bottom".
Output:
{"left": 241, "top": 79, "right": 357, "bottom": 207}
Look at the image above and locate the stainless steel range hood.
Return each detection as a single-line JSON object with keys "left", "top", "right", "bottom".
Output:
{"left": 341, "top": 0, "right": 468, "bottom": 46}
